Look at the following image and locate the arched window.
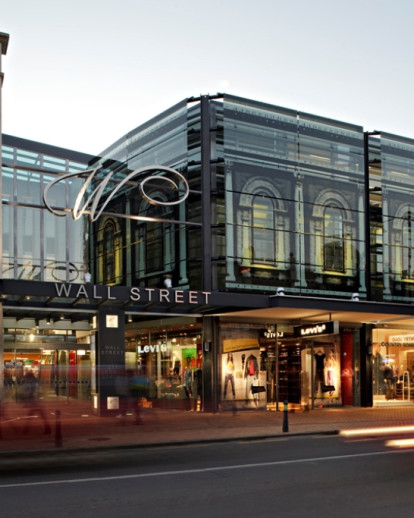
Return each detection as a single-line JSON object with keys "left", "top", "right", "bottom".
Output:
{"left": 252, "top": 196, "right": 275, "bottom": 264}
{"left": 103, "top": 220, "right": 115, "bottom": 283}
{"left": 323, "top": 207, "right": 344, "bottom": 272}
{"left": 402, "top": 211, "right": 414, "bottom": 279}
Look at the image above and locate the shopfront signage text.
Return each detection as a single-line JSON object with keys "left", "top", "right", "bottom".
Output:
{"left": 43, "top": 165, "right": 189, "bottom": 222}
{"left": 137, "top": 344, "right": 169, "bottom": 354}
{"left": 294, "top": 321, "right": 339, "bottom": 338}
{"left": 387, "top": 334, "right": 414, "bottom": 345}
{"left": 263, "top": 331, "right": 284, "bottom": 339}
{"left": 54, "top": 283, "right": 211, "bottom": 305}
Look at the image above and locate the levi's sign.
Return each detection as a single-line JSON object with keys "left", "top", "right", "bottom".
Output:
{"left": 43, "top": 165, "right": 189, "bottom": 222}
{"left": 294, "top": 321, "right": 339, "bottom": 338}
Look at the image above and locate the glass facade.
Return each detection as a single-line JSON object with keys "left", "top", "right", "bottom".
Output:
{"left": 4, "top": 93, "right": 414, "bottom": 420}
{"left": 368, "top": 132, "right": 414, "bottom": 301}
{"left": 89, "top": 100, "right": 204, "bottom": 290}
{"left": 1, "top": 138, "right": 91, "bottom": 282}
{"left": 1, "top": 137, "right": 94, "bottom": 406}
{"left": 222, "top": 95, "right": 365, "bottom": 297}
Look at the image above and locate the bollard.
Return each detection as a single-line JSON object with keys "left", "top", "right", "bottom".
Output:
{"left": 282, "top": 400, "right": 289, "bottom": 433}
{"left": 55, "top": 409, "right": 63, "bottom": 448}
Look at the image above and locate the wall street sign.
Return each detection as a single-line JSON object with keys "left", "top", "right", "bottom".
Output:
{"left": 43, "top": 165, "right": 190, "bottom": 222}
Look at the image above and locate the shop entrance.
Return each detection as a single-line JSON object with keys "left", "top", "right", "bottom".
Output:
{"left": 3, "top": 318, "right": 93, "bottom": 403}
{"left": 3, "top": 347, "right": 92, "bottom": 402}
{"left": 3, "top": 346, "right": 92, "bottom": 403}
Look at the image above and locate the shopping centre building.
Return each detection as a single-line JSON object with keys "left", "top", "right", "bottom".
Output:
{"left": 2, "top": 32, "right": 414, "bottom": 414}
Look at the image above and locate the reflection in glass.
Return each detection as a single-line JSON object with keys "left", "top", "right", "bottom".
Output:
{"left": 252, "top": 197, "right": 275, "bottom": 264}
{"left": 323, "top": 207, "right": 344, "bottom": 272}
{"left": 402, "top": 211, "right": 414, "bottom": 280}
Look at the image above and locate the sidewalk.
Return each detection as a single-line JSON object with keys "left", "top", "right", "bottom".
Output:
{"left": 2, "top": 399, "right": 414, "bottom": 463}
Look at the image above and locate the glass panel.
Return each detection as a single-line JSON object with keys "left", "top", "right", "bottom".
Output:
{"left": 103, "top": 220, "right": 115, "bottom": 283}
{"left": 323, "top": 207, "right": 344, "bottom": 272}
{"left": 43, "top": 155, "right": 67, "bottom": 172}
{"left": 379, "top": 133, "right": 414, "bottom": 300}
{"left": 402, "top": 213, "right": 414, "bottom": 279}
{"left": 252, "top": 197, "right": 275, "bottom": 264}
{"left": 68, "top": 174, "right": 87, "bottom": 210}
{"left": 68, "top": 160, "right": 89, "bottom": 173}
{"left": 43, "top": 172, "right": 67, "bottom": 210}
{"left": 2, "top": 166, "right": 14, "bottom": 202}
{"left": 1, "top": 144, "right": 14, "bottom": 163}
{"left": 93, "top": 100, "right": 188, "bottom": 170}
{"left": 2, "top": 257, "right": 14, "bottom": 279}
{"left": 68, "top": 217, "right": 89, "bottom": 282}
{"left": 16, "top": 169, "right": 41, "bottom": 204}
{"left": 223, "top": 94, "right": 298, "bottom": 167}
{"left": 2, "top": 204, "right": 14, "bottom": 278}
{"left": 44, "top": 211, "right": 67, "bottom": 282}
{"left": 146, "top": 219, "right": 163, "bottom": 272}
{"left": 223, "top": 95, "right": 365, "bottom": 296}
{"left": 16, "top": 207, "right": 41, "bottom": 261}
{"left": 15, "top": 149, "right": 42, "bottom": 168}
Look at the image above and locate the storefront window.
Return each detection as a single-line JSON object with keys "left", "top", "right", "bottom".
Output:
{"left": 220, "top": 322, "right": 272, "bottom": 410}
{"left": 372, "top": 328, "right": 414, "bottom": 403}
{"left": 300, "top": 335, "right": 342, "bottom": 408}
{"left": 125, "top": 320, "right": 203, "bottom": 411}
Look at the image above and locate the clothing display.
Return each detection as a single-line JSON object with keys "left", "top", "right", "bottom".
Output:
{"left": 244, "top": 354, "right": 259, "bottom": 378}
{"left": 325, "top": 351, "right": 336, "bottom": 387}
{"left": 244, "top": 354, "right": 259, "bottom": 400}
{"left": 314, "top": 350, "right": 326, "bottom": 393}
{"left": 183, "top": 366, "right": 192, "bottom": 397}
{"left": 223, "top": 354, "right": 236, "bottom": 398}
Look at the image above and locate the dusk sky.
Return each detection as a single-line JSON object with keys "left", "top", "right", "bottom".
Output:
{"left": 2, "top": 0, "right": 414, "bottom": 154}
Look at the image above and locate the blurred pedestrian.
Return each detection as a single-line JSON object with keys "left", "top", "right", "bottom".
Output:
{"left": 22, "top": 368, "right": 51, "bottom": 435}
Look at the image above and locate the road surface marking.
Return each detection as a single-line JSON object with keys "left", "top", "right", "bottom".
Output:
{"left": 1, "top": 448, "right": 413, "bottom": 489}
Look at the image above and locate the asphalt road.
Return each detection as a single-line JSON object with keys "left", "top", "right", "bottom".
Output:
{"left": 1, "top": 434, "right": 413, "bottom": 518}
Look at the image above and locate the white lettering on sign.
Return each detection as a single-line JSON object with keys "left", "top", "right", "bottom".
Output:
{"left": 137, "top": 344, "right": 169, "bottom": 354}
{"left": 388, "top": 335, "right": 414, "bottom": 344}
{"left": 264, "top": 331, "right": 284, "bottom": 339}
{"left": 54, "top": 283, "right": 211, "bottom": 306}
{"left": 43, "top": 165, "right": 189, "bottom": 222}
{"left": 301, "top": 324, "right": 327, "bottom": 336}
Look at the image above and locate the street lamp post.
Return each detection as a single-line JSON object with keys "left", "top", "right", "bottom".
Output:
{"left": 0, "top": 32, "right": 10, "bottom": 404}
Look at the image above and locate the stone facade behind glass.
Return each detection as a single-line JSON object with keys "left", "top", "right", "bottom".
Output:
{"left": 4, "top": 94, "right": 414, "bottom": 304}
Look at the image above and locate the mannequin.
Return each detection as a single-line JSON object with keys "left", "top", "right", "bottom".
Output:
{"left": 314, "top": 348, "right": 326, "bottom": 394}
{"left": 223, "top": 353, "right": 236, "bottom": 398}
{"left": 244, "top": 353, "right": 259, "bottom": 402}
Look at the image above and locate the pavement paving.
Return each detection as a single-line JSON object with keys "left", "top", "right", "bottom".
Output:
{"left": 2, "top": 398, "right": 414, "bottom": 472}
{"left": 1, "top": 397, "right": 414, "bottom": 455}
